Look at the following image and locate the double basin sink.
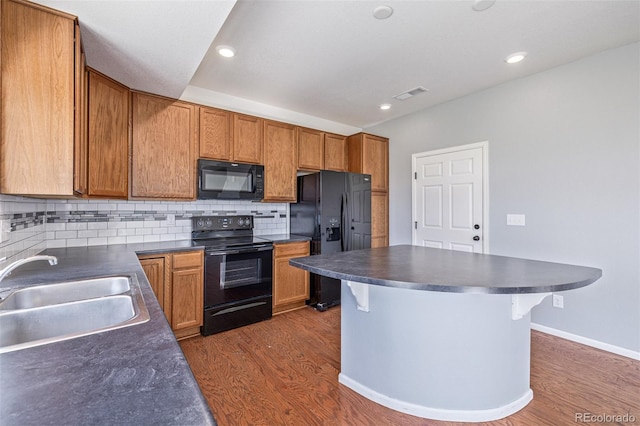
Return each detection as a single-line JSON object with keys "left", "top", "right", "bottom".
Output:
{"left": 0, "top": 275, "right": 150, "bottom": 353}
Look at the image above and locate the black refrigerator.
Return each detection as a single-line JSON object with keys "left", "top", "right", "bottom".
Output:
{"left": 290, "top": 170, "right": 372, "bottom": 311}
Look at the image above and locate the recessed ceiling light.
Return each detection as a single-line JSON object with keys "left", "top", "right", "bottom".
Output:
{"left": 472, "top": 0, "right": 496, "bottom": 12}
{"left": 505, "top": 51, "right": 527, "bottom": 64}
{"left": 216, "top": 45, "right": 235, "bottom": 58}
{"left": 373, "top": 5, "right": 393, "bottom": 19}
{"left": 379, "top": 104, "right": 391, "bottom": 110}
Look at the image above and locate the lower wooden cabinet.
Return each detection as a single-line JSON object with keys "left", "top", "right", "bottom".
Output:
{"left": 273, "top": 241, "right": 310, "bottom": 314}
{"left": 138, "top": 250, "right": 203, "bottom": 340}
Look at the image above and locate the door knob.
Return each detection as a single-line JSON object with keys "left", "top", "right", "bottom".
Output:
{"left": 473, "top": 236, "right": 480, "bottom": 241}
{"left": 474, "top": 224, "right": 480, "bottom": 230}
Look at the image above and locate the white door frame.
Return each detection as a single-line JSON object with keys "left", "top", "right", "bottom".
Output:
{"left": 411, "top": 141, "right": 490, "bottom": 254}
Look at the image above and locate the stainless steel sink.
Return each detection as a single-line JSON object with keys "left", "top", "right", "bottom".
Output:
{"left": 0, "top": 276, "right": 131, "bottom": 310}
{"left": 0, "top": 275, "right": 149, "bottom": 353}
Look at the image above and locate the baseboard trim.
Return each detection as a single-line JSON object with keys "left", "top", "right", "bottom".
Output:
{"left": 338, "top": 373, "right": 533, "bottom": 422}
{"left": 531, "top": 322, "right": 640, "bottom": 361}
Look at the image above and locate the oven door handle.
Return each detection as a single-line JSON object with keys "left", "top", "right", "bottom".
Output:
{"left": 206, "top": 245, "right": 273, "bottom": 256}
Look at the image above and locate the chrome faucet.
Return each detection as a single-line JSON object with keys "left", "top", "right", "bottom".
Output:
{"left": 0, "top": 255, "right": 58, "bottom": 284}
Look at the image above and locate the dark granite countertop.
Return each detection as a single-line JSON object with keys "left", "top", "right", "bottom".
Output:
{"left": 289, "top": 245, "right": 602, "bottom": 294}
{"left": 257, "top": 233, "right": 311, "bottom": 244}
{"left": 0, "top": 245, "right": 215, "bottom": 425}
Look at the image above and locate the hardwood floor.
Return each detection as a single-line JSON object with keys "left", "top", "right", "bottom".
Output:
{"left": 180, "top": 307, "right": 640, "bottom": 425}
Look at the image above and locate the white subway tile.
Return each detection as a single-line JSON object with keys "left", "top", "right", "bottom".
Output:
{"left": 117, "top": 229, "right": 136, "bottom": 237}
{"left": 66, "top": 238, "right": 88, "bottom": 247}
{"left": 55, "top": 230, "right": 77, "bottom": 239}
{"left": 126, "top": 235, "right": 144, "bottom": 244}
{"left": 88, "top": 222, "right": 109, "bottom": 230}
{"left": 107, "top": 236, "right": 126, "bottom": 245}
{"left": 87, "top": 237, "right": 108, "bottom": 246}
{"left": 78, "top": 230, "right": 98, "bottom": 238}
{"left": 66, "top": 223, "right": 88, "bottom": 231}
{"left": 98, "top": 229, "right": 118, "bottom": 238}
{"left": 143, "top": 235, "right": 160, "bottom": 243}
{"left": 47, "top": 239, "right": 66, "bottom": 248}
{"left": 47, "top": 223, "right": 67, "bottom": 231}
{"left": 135, "top": 228, "right": 152, "bottom": 236}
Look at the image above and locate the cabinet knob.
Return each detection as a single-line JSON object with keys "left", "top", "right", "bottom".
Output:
{"left": 473, "top": 236, "right": 480, "bottom": 241}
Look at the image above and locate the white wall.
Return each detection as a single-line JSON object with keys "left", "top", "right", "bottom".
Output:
{"left": 366, "top": 43, "right": 640, "bottom": 354}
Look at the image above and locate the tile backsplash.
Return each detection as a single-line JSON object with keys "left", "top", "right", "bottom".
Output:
{"left": 0, "top": 195, "right": 288, "bottom": 270}
{"left": 0, "top": 195, "right": 48, "bottom": 269}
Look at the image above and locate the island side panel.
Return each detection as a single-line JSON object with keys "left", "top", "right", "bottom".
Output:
{"left": 339, "top": 281, "right": 533, "bottom": 421}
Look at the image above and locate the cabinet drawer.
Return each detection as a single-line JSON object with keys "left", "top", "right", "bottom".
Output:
{"left": 274, "top": 241, "right": 310, "bottom": 258}
{"left": 173, "top": 251, "right": 203, "bottom": 269}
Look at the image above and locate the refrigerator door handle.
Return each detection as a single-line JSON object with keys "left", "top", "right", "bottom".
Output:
{"left": 341, "top": 192, "right": 350, "bottom": 252}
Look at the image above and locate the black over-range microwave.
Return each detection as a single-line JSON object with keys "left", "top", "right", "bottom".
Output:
{"left": 197, "top": 159, "right": 264, "bottom": 201}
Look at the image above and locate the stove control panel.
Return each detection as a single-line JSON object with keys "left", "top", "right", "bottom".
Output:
{"left": 192, "top": 215, "right": 254, "bottom": 231}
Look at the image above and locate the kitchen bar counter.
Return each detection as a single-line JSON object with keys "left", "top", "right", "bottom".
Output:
{"left": 0, "top": 245, "right": 215, "bottom": 425}
{"left": 290, "top": 245, "right": 602, "bottom": 422}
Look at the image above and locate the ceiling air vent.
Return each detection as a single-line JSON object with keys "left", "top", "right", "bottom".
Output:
{"left": 393, "top": 86, "right": 428, "bottom": 101}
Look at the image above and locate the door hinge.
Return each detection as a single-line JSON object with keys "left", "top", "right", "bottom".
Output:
{"left": 414, "top": 221, "right": 418, "bottom": 229}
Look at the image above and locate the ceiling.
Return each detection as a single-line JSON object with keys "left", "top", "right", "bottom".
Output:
{"left": 34, "top": 0, "right": 640, "bottom": 133}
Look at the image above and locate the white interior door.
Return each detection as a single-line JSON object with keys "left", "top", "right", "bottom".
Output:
{"left": 412, "top": 142, "right": 487, "bottom": 253}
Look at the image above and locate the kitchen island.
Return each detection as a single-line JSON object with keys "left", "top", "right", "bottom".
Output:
{"left": 289, "top": 245, "right": 602, "bottom": 422}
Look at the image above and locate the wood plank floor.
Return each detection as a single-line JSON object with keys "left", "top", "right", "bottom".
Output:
{"left": 180, "top": 307, "right": 640, "bottom": 425}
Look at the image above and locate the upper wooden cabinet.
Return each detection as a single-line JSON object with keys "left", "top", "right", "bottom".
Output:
{"left": 324, "top": 133, "right": 348, "bottom": 172}
{"left": 86, "top": 69, "right": 129, "bottom": 198}
{"left": 233, "top": 113, "right": 263, "bottom": 164}
{"left": 297, "top": 129, "right": 347, "bottom": 172}
{"left": 297, "top": 127, "right": 324, "bottom": 171}
{"left": 199, "top": 106, "right": 232, "bottom": 161}
{"left": 131, "top": 92, "right": 197, "bottom": 199}
{"left": 263, "top": 120, "right": 297, "bottom": 202}
{"left": 73, "top": 24, "right": 89, "bottom": 196}
{"left": 1, "top": 0, "right": 79, "bottom": 196}
{"left": 347, "top": 133, "right": 389, "bottom": 192}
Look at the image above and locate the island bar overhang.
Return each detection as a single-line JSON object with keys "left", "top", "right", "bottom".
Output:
{"left": 289, "top": 245, "right": 602, "bottom": 422}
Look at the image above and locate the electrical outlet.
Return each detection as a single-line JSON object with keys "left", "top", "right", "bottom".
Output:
{"left": 552, "top": 294, "right": 564, "bottom": 309}
{"left": 0, "top": 220, "right": 9, "bottom": 243}
{"left": 166, "top": 214, "right": 175, "bottom": 226}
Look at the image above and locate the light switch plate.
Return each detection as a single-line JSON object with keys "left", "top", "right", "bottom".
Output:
{"left": 506, "top": 214, "right": 526, "bottom": 226}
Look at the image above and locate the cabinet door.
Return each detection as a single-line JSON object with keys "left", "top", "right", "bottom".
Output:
{"left": 131, "top": 92, "right": 196, "bottom": 199}
{"left": 87, "top": 70, "right": 129, "bottom": 198}
{"left": 73, "top": 24, "right": 88, "bottom": 196}
{"left": 362, "top": 134, "right": 389, "bottom": 192}
{"left": 199, "top": 106, "right": 231, "bottom": 161}
{"left": 297, "top": 127, "right": 324, "bottom": 171}
{"left": 324, "top": 133, "right": 347, "bottom": 172}
{"left": 171, "top": 267, "right": 204, "bottom": 330}
{"left": 263, "top": 120, "right": 297, "bottom": 202}
{"left": 1, "top": 0, "right": 75, "bottom": 196}
{"left": 139, "top": 257, "right": 166, "bottom": 311}
{"left": 232, "top": 113, "right": 263, "bottom": 164}
{"left": 371, "top": 191, "right": 389, "bottom": 248}
{"left": 273, "top": 242, "right": 310, "bottom": 314}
